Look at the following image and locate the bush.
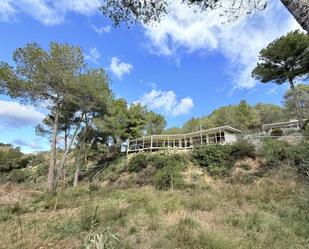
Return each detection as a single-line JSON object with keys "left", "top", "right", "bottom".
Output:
{"left": 270, "top": 128, "right": 283, "bottom": 137}
{"left": 148, "top": 154, "right": 167, "bottom": 169}
{"left": 192, "top": 144, "right": 232, "bottom": 176}
{"left": 9, "top": 169, "right": 30, "bottom": 183}
{"left": 260, "top": 139, "right": 290, "bottom": 167}
{"left": 0, "top": 145, "right": 24, "bottom": 172}
{"left": 148, "top": 153, "right": 188, "bottom": 169}
{"left": 303, "top": 124, "right": 309, "bottom": 140}
{"left": 229, "top": 140, "right": 256, "bottom": 160}
{"left": 290, "top": 142, "right": 309, "bottom": 178}
{"left": 127, "top": 153, "right": 148, "bottom": 172}
{"left": 154, "top": 164, "right": 184, "bottom": 190}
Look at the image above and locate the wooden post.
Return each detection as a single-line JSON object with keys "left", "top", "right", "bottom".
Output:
{"left": 206, "top": 134, "right": 209, "bottom": 144}
{"left": 150, "top": 135, "right": 153, "bottom": 152}
{"left": 127, "top": 138, "right": 130, "bottom": 155}
{"left": 168, "top": 135, "right": 170, "bottom": 149}
{"left": 143, "top": 136, "right": 145, "bottom": 151}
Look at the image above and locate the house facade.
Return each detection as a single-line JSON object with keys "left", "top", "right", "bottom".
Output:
{"left": 262, "top": 119, "right": 307, "bottom": 134}
{"left": 126, "top": 126, "right": 241, "bottom": 154}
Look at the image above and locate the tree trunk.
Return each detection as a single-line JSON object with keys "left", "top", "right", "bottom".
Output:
{"left": 74, "top": 118, "right": 93, "bottom": 187}
{"left": 73, "top": 134, "right": 86, "bottom": 187}
{"left": 47, "top": 110, "right": 59, "bottom": 192}
{"left": 57, "top": 116, "right": 83, "bottom": 182}
{"left": 289, "top": 79, "right": 304, "bottom": 128}
{"left": 280, "top": 0, "right": 309, "bottom": 33}
{"left": 64, "top": 128, "right": 68, "bottom": 152}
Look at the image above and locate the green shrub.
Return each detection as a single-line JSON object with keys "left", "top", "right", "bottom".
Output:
{"left": 270, "top": 128, "right": 284, "bottom": 137}
{"left": 148, "top": 154, "right": 167, "bottom": 169}
{"left": 0, "top": 145, "right": 24, "bottom": 172}
{"left": 303, "top": 124, "right": 309, "bottom": 140}
{"left": 154, "top": 165, "right": 184, "bottom": 190}
{"left": 148, "top": 153, "right": 188, "bottom": 169}
{"left": 270, "top": 128, "right": 283, "bottom": 137}
{"left": 36, "top": 163, "right": 49, "bottom": 176}
{"left": 9, "top": 169, "right": 30, "bottom": 183}
{"left": 290, "top": 142, "right": 309, "bottom": 178}
{"left": 229, "top": 140, "right": 256, "bottom": 160}
{"left": 127, "top": 153, "right": 148, "bottom": 172}
{"left": 192, "top": 144, "right": 232, "bottom": 176}
{"left": 260, "top": 139, "right": 290, "bottom": 167}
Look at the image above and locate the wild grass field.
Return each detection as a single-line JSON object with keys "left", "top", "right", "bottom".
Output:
{"left": 1, "top": 163, "right": 308, "bottom": 249}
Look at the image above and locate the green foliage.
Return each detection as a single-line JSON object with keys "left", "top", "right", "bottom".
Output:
{"left": 284, "top": 84, "right": 309, "bottom": 119}
{"left": 229, "top": 140, "right": 256, "bottom": 159}
{"left": 303, "top": 124, "right": 309, "bottom": 139}
{"left": 192, "top": 144, "right": 232, "bottom": 176}
{"left": 0, "top": 145, "right": 25, "bottom": 171}
{"left": 127, "top": 153, "right": 187, "bottom": 173}
{"left": 180, "top": 100, "right": 274, "bottom": 133}
{"left": 252, "top": 30, "right": 309, "bottom": 85}
{"left": 9, "top": 169, "right": 30, "bottom": 183}
{"left": 260, "top": 139, "right": 290, "bottom": 167}
{"left": 127, "top": 154, "right": 148, "bottom": 172}
{"left": 145, "top": 111, "right": 166, "bottom": 135}
{"left": 154, "top": 165, "right": 184, "bottom": 190}
{"left": 270, "top": 128, "right": 284, "bottom": 137}
{"left": 290, "top": 142, "right": 309, "bottom": 178}
{"left": 254, "top": 103, "right": 286, "bottom": 125}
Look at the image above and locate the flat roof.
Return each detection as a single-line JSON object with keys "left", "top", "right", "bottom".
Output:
{"left": 262, "top": 119, "right": 307, "bottom": 130}
{"left": 129, "top": 126, "right": 241, "bottom": 142}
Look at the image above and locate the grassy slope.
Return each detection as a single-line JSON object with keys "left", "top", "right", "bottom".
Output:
{"left": 0, "top": 166, "right": 309, "bottom": 249}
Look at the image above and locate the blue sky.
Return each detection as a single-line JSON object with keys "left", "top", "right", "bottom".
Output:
{"left": 0, "top": 0, "right": 302, "bottom": 152}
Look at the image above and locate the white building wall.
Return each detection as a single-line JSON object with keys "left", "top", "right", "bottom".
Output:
{"left": 224, "top": 131, "right": 238, "bottom": 144}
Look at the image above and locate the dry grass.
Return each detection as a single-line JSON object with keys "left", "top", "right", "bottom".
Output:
{"left": 0, "top": 166, "right": 308, "bottom": 249}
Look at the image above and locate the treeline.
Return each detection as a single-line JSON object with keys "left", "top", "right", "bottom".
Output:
{"left": 165, "top": 84, "right": 309, "bottom": 134}
{"left": 0, "top": 143, "right": 30, "bottom": 172}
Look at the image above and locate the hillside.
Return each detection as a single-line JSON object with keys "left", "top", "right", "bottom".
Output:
{"left": 1, "top": 139, "right": 309, "bottom": 249}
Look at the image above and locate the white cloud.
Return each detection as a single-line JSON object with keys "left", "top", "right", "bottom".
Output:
{"left": 12, "top": 138, "right": 44, "bottom": 150}
{"left": 110, "top": 57, "right": 133, "bottom": 79}
{"left": 0, "top": 0, "right": 16, "bottom": 22}
{"left": 136, "top": 89, "right": 194, "bottom": 117}
{"left": 0, "top": 100, "right": 44, "bottom": 129}
{"left": 91, "top": 24, "right": 111, "bottom": 35}
{"left": 0, "top": 0, "right": 102, "bottom": 25}
{"left": 143, "top": 0, "right": 301, "bottom": 89}
{"left": 266, "top": 86, "right": 278, "bottom": 95}
{"left": 85, "top": 47, "right": 101, "bottom": 63}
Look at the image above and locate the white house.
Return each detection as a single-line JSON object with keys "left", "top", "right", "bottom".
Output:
{"left": 126, "top": 126, "right": 241, "bottom": 153}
